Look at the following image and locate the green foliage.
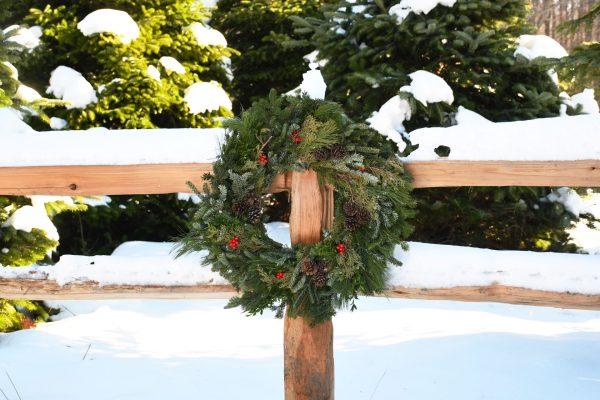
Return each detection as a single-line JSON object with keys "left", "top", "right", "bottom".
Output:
{"left": 15, "top": 0, "right": 234, "bottom": 129}
{"left": 211, "top": 0, "right": 335, "bottom": 111}
{"left": 297, "top": 0, "right": 582, "bottom": 252}
{"left": 178, "top": 92, "right": 414, "bottom": 324}
{"left": 557, "top": 1, "right": 600, "bottom": 97}
{"left": 0, "top": 299, "right": 55, "bottom": 332}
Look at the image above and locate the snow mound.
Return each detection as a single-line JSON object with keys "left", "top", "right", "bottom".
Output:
{"left": 146, "top": 65, "right": 161, "bottom": 81}
{"left": 287, "top": 68, "right": 327, "bottom": 100}
{"left": 400, "top": 70, "right": 454, "bottom": 106}
{"left": 1, "top": 205, "right": 59, "bottom": 241}
{"left": 159, "top": 56, "right": 186, "bottom": 74}
{"left": 455, "top": 106, "right": 492, "bottom": 125}
{"left": 188, "top": 22, "right": 227, "bottom": 47}
{"left": 561, "top": 89, "right": 599, "bottom": 115}
{"left": 367, "top": 96, "right": 411, "bottom": 149}
{"left": 77, "top": 9, "right": 140, "bottom": 44}
{"left": 3, "top": 25, "right": 41, "bottom": 49}
{"left": 544, "top": 187, "right": 593, "bottom": 217}
{"left": 0, "top": 107, "right": 35, "bottom": 133}
{"left": 389, "top": 0, "right": 456, "bottom": 24}
{"left": 50, "top": 117, "right": 68, "bottom": 130}
{"left": 405, "top": 114, "right": 600, "bottom": 161}
{"left": 184, "top": 81, "right": 232, "bottom": 114}
{"left": 15, "top": 84, "right": 42, "bottom": 102}
{"left": 514, "top": 35, "right": 568, "bottom": 60}
{"left": 47, "top": 66, "right": 97, "bottom": 109}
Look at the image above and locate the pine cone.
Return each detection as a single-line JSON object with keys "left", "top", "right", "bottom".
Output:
{"left": 247, "top": 206, "right": 262, "bottom": 224}
{"left": 329, "top": 144, "right": 347, "bottom": 159}
{"left": 317, "top": 260, "right": 330, "bottom": 273}
{"left": 343, "top": 201, "right": 370, "bottom": 231}
{"left": 232, "top": 201, "right": 246, "bottom": 216}
{"left": 312, "top": 271, "right": 328, "bottom": 288}
{"left": 312, "top": 147, "right": 330, "bottom": 161}
{"left": 301, "top": 258, "right": 319, "bottom": 276}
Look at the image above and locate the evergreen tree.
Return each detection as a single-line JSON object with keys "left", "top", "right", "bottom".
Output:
{"left": 6, "top": 0, "right": 234, "bottom": 254}
{"left": 0, "top": 30, "right": 76, "bottom": 332}
{"left": 211, "top": 0, "right": 335, "bottom": 112}
{"left": 299, "top": 0, "right": 585, "bottom": 251}
{"left": 558, "top": 0, "right": 600, "bottom": 96}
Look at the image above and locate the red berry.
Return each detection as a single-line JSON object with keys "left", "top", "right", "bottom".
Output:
{"left": 258, "top": 154, "right": 268, "bottom": 165}
{"left": 359, "top": 167, "right": 366, "bottom": 173}
{"left": 291, "top": 129, "right": 298, "bottom": 137}
{"left": 336, "top": 243, "right": 346, "bottom": 254}
{"left": 294, "top": 136, "right": 301, "bottom": 143}
{"left": 276, "top": 272, "right": 284, "bottom": 279}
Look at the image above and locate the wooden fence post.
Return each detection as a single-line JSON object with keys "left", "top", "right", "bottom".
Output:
{"left": 284, "top": 170, "right": 335, "bottom": 400}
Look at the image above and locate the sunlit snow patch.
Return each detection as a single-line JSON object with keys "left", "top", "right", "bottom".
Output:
{"left": 514, "top": 35, "right": 568, "bottom": 60}
{"left": 47, "top": 66, "right": 97, "bottom": 109}
{"left": 77, "top": 9, "right": 140, "bottom": 44}
{"left": 400, "top": 70, "right": 454, "bottom": 106}
{"left": 1, "top": 205, "right": 59, "bottom": 241}
{"left": 3, "top": 25, "right": 42, "bottom": 49}
{"left": 188, "top": 22, "right": 227, "bottom": 47}
{"left": 159, "top": 56, "right": 186, "bottom": 74}
{"left": 366, "top": 96, "right": 411, "bottom": 149}
{"left": 184, "top": 81, "right": 232, "bottom": 114}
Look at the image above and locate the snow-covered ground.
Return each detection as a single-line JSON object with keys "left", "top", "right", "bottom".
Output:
{"left": 1, "top": 298, "right": 600, "bottom": 400}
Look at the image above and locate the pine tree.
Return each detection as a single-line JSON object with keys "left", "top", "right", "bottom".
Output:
{"left": 211, "top": 0, "right": 335, "bottom": 111}
{"left": 0, "top": 30, "right": 76, "bottom": 332}
{"left": 558, "top": 1, "right": 600, "bottom": 96}
{"left": 6, "top": 0, "right": 234, "bottom": 254}
{"left": 299, "top": 0, "right": 584, "bottom": 251}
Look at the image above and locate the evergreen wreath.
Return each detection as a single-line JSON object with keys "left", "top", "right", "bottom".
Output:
{"left": 178, "top": 91, "right": 415, "bottom": 324}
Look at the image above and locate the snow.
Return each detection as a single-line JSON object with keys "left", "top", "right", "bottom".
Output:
{"left": 0, "top": 205, "right": 59, "bottom": 241}
{"left": 50, "top": 117, "right": 68, "bottom": 130}
{"left": 367, "top": 95, "right": 411, "bottom": 148}
{"left": 1, "top": 298, "right": 600, "bottom": 399}
{"left": 514, "top": 35, "right": 568, "bottom": 60}
{"left": 287, "top": 68, "right": 327, "bottom": 100}
{"left": 570, "top": 192, "right": 600, "bottom": 255}
{"left": 159, "top": 56, "right": 186, "bottom": 74}
{"left": 0, "top": 128, "right": 225, "bottom": 167}
{"left": 405, "top": 114, "right": 600, "bottom": 161}
{"left": 15, "top": 84, "right": 42, "bottom": 102}
{"left": 146, "top": 65, "right": 161, "bottom": 82}
{"left": 77, "top": 9, "right": 140, "bottom": 45}
{"left": 188, "top": 22, "right": 227, "bottom": 47}
{"left": 177, "top": 192, "right": 201, "bottom": 204}
{"left": 400, "top": 70, "right": 454, "bottom": 106}
{"left": 562, "top": 89, "right": 600, "bottom": 115}
{"left": 81, "top": 196, "right": 112, "bottom": 207}
{"left": 2, "top": 61, "right": 18, "bottom": 79}
{"left": 304, "top": 50, "right": 328, "bottom": 69}
{"left": 47, "top": 66, "right": 97, "bottom": 109}
{"left": 455, "top": 106, "right": 492, "bottom": 125}
{"left": 3, "top": 25, "right": 41, "bottom": 49}
{"left": 544, "top": 187, "right": 594, "bottom": 217}
{"left": 3, "top": 220, "right": 599, "bottom": 295}
{"left": 184, "top": 82, "right": 232, "bottom": 114}
{"left": 0, "top": 107, "right": 35, "bottom": 133}
{"left": 29, "top": 195, "right": 74, "bottom": 208}
{"left": 389, "top": 0, "right": 457, "bottom": 24}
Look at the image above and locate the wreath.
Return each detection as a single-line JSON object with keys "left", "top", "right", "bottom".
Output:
{"left": 178, "top": 92, "right": 415, "bottom": 324}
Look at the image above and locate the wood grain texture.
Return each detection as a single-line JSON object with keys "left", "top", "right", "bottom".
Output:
{"left": 404, "top": 159, "right": 600, "bottom": 188}
{"left": 1, "top": 159, "right": 599, "bottom": 196}
{"left": 0, "top": 163, "right": 212, "bottom": 195}
{"left": 2, "top": 278, "right": 600, "bottom": 310}
{"left": 285, "top": 169, "right": 334, "bottom": 400}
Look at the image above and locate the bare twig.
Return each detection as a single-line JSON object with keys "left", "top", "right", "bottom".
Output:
{"left": 0, "top": 385, "right": 10, "bottom": 400}
{"left": 5, "top": 371, "right": 22, "bottom": 400}
{"left": 369, "top": 370, "right": 387, "bottom": 400}
{"left": 82, "top": 344, "right": 92, "bottom": 361}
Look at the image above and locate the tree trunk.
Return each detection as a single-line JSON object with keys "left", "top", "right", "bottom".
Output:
{"left": 284, "top": 170, "right": 335, "bottom": 400}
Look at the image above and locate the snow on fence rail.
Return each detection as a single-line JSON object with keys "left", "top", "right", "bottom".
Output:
{"left": 1, "top": 115, "right": 600, "bottom": 308}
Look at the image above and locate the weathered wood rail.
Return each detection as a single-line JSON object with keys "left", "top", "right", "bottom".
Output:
{"left": 1, "top": 160, "right": 599, "bottom": 195}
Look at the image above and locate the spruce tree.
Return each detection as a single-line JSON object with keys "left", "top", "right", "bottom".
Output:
{"left": 558, "top": 1, "right": 600, "bottom": 96}
{"left": 7, "top": 0, "right": 234, "bottom": 254}
{"left": 211, "top": 0, "right": 335, "bottom": 112}
{"left": 0, "top": 29, "right": 75, "bottom": 332}
{"left": 299, "top": 0, "right": 584, "bottom": 251}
